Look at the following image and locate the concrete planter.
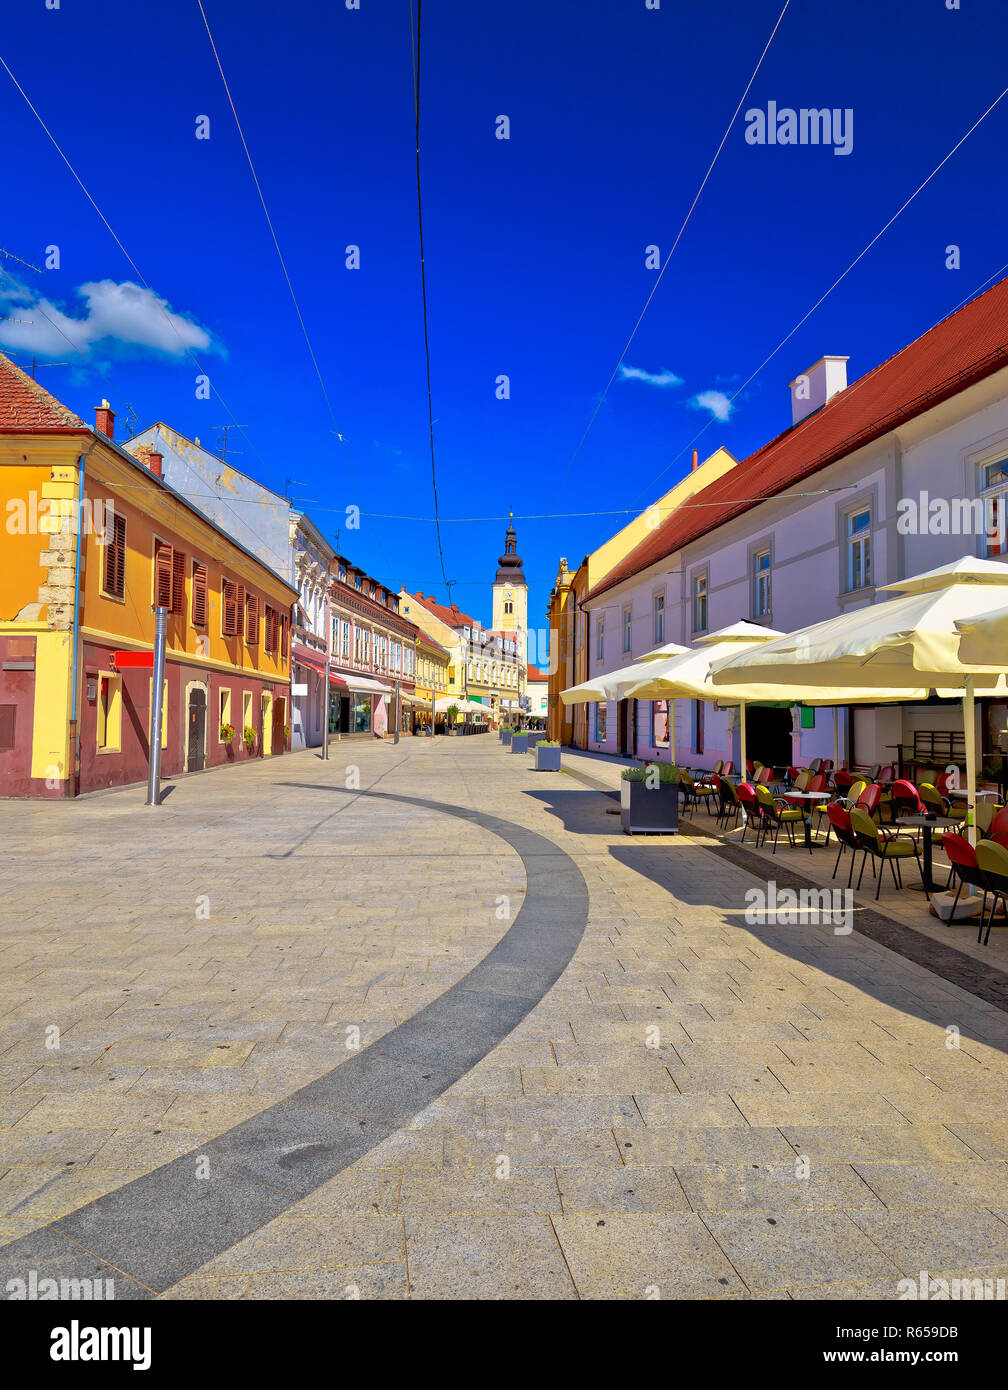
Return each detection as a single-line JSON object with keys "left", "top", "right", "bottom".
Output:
{"left": 620, "top": 779, "right": 680, "bottom": 834}
{"left": 501, "top": 728, "right": 513, "bottom": 746}
{"left": 511, "top": 734, "right": 529, "bottom": 753}
{"left": 535, "top": 744, "right": 561, "bottom": 772}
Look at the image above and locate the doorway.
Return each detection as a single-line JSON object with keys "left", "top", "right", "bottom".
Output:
{"left": 272, "top": 695, "right": 285, "bottom": 757}
{"left": 186, "top": 687, "right": 206, "bottom": 771}
{"left": 261, "top": 693, "right": 272, "bottom": 756}
{"left": 617, "top": 700, "right": 628, "bottom": 754}
{"left": 745, "top": 704, "right": 793, "bottom": 770}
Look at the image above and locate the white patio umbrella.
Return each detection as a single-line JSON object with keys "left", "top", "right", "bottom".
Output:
{"left": 623, "top": 622, "right": 784, "bottom": 777}
{"left": 559, "top": 645, "right": 689, "bottom": 706}
{"left": 709, "top": 558, "right": 1008, "bottom": 842}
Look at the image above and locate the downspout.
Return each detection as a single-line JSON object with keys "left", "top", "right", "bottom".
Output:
{"left": 69, "top": 450, "right": 88, "bottom": 797}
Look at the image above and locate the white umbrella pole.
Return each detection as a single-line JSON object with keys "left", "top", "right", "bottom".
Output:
{"left": 964, "top": 675, "right": 978, "bottom": 847}
{"left": 739, "top": 701, "right": 747, "bottom": 780}
{"left": 834, "top": 706, "right": 840, "bottom": 773}
{"left": 669, "top": 701, "right": 676, "bottom": 765}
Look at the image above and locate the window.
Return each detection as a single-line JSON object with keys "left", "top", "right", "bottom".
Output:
{"left": 753, "top": 550, "right": 771, "bottom": 618}
{"left": 594, "top": 702, "right": 607, "bottom": 742}
{"left": 979, "top": 459, "right": 1008, "bottom": 557}
{"left": 596, "top": 616, "right": 605, "bottom": 664}
{"left": 222, "top": 578, "right": 240, "bottom": 637}
{"left": 244, "top": 591, "right": 259, "bottom": 647}
{"left": 264, "top": 605, "right": 278, "bottom": 653}
{"left": 96, "top": 673, "right": 122, "bottom": 752}
{"left": 242, "top": 691, "right": 253, "bottom": 732}
{"left": 653, "top": 592, "right": 665, "bottom": 645}
{"left": 692, "top": 572, "right": 708, "bottom": 633}
{"left": 341, "top": 620, "right": 350, "bottom": 660}
{"left": 102, "top": 514, "right": 126, "bottom": 600}
{"left": 651, "top": 699, "right": 670, "bottom": 748}
{"left": 219, "top": 687, "right": 231, "bottom": 740}
{"left": 623, "top": 606, "right": 632, "bottom": 654}
{"left": 504, "top": 600, "right": 513, "bottom": 615}
{"left": 191, "top": 561, "right": 208, "bottom": 628}
{"left": 847, "top": 509, "right": 872, "bottom": 591}
{"left": 0, "top": 705, "right": 15, "bottom": 750}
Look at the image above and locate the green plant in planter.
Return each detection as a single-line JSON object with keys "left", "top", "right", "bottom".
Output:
{"left": 243, "top": 725, "right": 257, "bottom": 754}
{"left": 621, "top": 762, "right": 682, "bottom": 784}
{"left": 220, "top": 722, "right": 235, "bottom": 745}
{"left": 537, "top": 740, "right": 559, "bottom": 747}
{"left": 446, "top": 704, "right": 460, "bottom": 724}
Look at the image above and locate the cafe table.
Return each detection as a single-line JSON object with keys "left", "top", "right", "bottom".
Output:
{"left": 897, "top": 814, "right": 961, "bottom": 894}
{"left": 780, "top": 790, "right": 831, "bottom": 850}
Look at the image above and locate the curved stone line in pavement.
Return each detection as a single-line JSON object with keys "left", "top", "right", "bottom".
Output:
{"left": 0, "top": 786, "right": 588, "bottom": 1298}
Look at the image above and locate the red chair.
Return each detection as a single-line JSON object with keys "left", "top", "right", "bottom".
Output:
{"left": 820, "top": 758, "right": 833, "bottom": 773}
{"left": 833, "top": 770, "right": 854, "bottom": 794}
{"left": 990, "top": 808, "right": 1008, "bottom": 838}
{"left": 936, "top": 771, "right": 959, "bottom": 797}
{"left": 879, "top": 764, "right": 895, "bottom": 783}
{"left": 990, "top": 831, "right": 1008, "bottom": 851}
{"left": 738, "top": 782, "right": 760, "bottom": 844}
{"left": 721, "top": 760, "right": 734, "bottom": 776}
{"left": 827, "top": 804, "right": 860, "bottom": 887}
{"left": 756, "top": 765, "right": 775, "bottom": 785}
{"left": 808, "top": 773, "right": 829, "bottom": 794}
{"left": 891, "top": 779, "right": 923, "bottom": 821}
{"left": 857, "top": 784, "right": 882, "bottom": 820}
{"left": 941, "top": 832, "right": 982, "bottom": 923}
{"left": 746, "top": 759, "right": 755, "bottom": 777}
{"left": 787, "top": 765, "right": 800, "bottom": 783}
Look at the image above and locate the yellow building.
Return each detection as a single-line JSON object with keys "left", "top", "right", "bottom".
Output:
{"left": 546, "top": 448, "right": 737, "bottom": 745}
{"left": 0, "top": 359, "right": 296, "bottom": 797}
{"left": 411, "top": 629, "right": 452, "bottom": 727}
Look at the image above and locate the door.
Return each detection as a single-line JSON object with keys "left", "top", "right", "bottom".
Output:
{"left": 187, "top": 687, "right": 206, "bottom": 772}
{"left": 272, "top": 695, "right": 285, "bottom": 757}
{"left": 617, "top": 700, "right": 628, "bottom": 754}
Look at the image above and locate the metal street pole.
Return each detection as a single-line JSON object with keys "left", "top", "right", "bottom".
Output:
{"left": 146, "top": 606, "right": 167, "bottom": 806}
{"left": 323, "top": 563, "right": 332, "bottom": 761}
{"left": 393, "top": 680, "right": 400, "bottom": 745}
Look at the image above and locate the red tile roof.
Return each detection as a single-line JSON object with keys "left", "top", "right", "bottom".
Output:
{"left": 409, "top": 591, "right": 478, "bottom": 630}
{"left": 0, "top": 352, "right": 89, "bottom": 433}
{"left": 527, "top": 663, "right": 548, "bottom": 681}
{"left": 590, "top": 276, "right": 1008, "bottom": 601}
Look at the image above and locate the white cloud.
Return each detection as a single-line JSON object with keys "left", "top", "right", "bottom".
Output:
{"left": 617, "top": 363, "right": 683, "bottom": 389}
{"left": 690, "top": 389, "right": 734, "bottom": 422}
{"left": 0, "top": 277, "right": 223, "bottom": 360}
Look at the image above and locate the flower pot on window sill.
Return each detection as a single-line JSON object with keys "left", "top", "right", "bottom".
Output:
{"left": 620, "top": 779, "right": 679, "bottom": 834}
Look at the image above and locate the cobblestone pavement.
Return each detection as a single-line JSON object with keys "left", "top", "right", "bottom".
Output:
{"left": 2, "top": 737, "right": 1008, "bottom": 1299}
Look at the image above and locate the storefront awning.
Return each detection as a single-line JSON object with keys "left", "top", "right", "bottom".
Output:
{"left": 292, "top": 646, "right": 347, "bottom": 687}
{"left": 344, "top": 674, "right": 393, "bottom": 696}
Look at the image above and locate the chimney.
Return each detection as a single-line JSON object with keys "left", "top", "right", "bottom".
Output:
{"left": 135, "top": 444, "right": 163, "bottom": 478}
{"left": 691, "top": 449, "right": 699, "bottom": 471}
{"left": 789, "top": 356, "right": 848, "bottom": 426}
{"left": 94, "top": 399, "right": 115, "bottom": 439}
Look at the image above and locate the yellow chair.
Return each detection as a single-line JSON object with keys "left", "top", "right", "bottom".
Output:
{"left": 849, "top": 806, "right": 925, "bottom": 901}
{"left": 976, "top": 839, "right": 1008, "bottom": 945}
{"left": 755, "top": 783, "right": 805, "bottom": 855}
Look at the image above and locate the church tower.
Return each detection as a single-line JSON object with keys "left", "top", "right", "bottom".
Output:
{"left": 492, "top": 517, "right": 527, "bottom": 661}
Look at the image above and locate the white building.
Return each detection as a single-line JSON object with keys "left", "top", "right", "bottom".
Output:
{"left": 583, "top": 277, "right": 1008, "bottom": 776}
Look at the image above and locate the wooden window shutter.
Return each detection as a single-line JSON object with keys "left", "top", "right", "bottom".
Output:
{"left": 245, "top": 591, "right": 259, "bottom": 647}
{"left": 191, "top": 562, "right": 208, "bottom": 628}
{"left": 171, "top": 548, "right": 186, "bottom": 615}
{"left": 104, "top": 514, "right": 126, "bottom": 598}
{"left": 154, "top": 540, "right": 174, "bottom": 611}
{"left": 263, "top": 606, "right": 275, "bottom": 652}
{"left": 222, "top": 578, "right": 237, "bottom": 637}
{"left": 280, "top": 613, "right": 289, "bottom": 660}
{"left": 0, "top": 705, "right": 15, "bottom": 751}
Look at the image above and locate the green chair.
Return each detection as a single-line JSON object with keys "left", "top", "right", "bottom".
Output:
{"left": 849, "top": 806, "right": 926, "bottom": 901}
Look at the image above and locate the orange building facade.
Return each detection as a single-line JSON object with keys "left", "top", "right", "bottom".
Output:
{"left": 0, "top": 357, "right": 296, "bottom": 798}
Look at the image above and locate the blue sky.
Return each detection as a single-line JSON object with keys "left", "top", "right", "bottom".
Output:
{"left": 2, "top": 0, "right": 1007, "bottom": 629}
